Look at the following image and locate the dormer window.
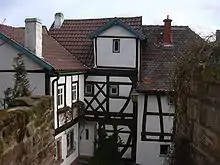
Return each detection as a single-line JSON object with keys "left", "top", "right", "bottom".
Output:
{"left": 113, "top": 39, "right": 120, "bottom": 53}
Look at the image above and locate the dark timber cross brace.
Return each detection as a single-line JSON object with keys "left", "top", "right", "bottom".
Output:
{"left": 84, "top": 73, "right": 138, "bottom": 162}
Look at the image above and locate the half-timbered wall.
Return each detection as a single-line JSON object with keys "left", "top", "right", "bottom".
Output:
{"left": 83, "top": 74, "right": 137, "bottom": 160}
{"left": 51, "top": 74, "right": 84, "bottom": 165}
{"left": 95, "top": 25, "right": 137, "bottom": 68}
{"left": 136, "top": 93, "right": 174, "bottom": 165}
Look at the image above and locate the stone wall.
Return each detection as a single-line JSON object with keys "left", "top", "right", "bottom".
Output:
{"left": 179, "top": 64, "right": 220, "bottom": 165}
{"left": 0, "top": 96, "right": 54, "bottom": 165}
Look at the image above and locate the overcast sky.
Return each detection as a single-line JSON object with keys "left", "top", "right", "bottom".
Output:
{"left": 0, "top": 0, "right": 219, "bottom": 36}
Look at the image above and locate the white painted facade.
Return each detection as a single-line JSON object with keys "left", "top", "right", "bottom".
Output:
{"left": 95, "top": 25, "right": 137, "bottom": 68}
{"left": 0, "top": 39, "right": 45, "bottom": 106}
{"left": 83, "top": 75, "right": 134, "bottom": 158}
{"left": 136, "top": 94, "right": 174, "bottom": 165}
{"left": 51, "top": 74, "right": 85, "bottom": 165}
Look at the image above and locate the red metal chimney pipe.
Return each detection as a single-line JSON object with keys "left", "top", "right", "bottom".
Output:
{"left": 163, "top": 15, "right": 172, "bottom": 45}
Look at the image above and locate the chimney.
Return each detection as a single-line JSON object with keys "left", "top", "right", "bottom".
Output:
{"left": 25, "top": 18, "right": 42, "bottom": 58}
{"left": 216, "top": 30, "right": 220, "bottom": 46}
{"left": 163, "top": 15, "right": 172, "bottom": 45}
{"left": 54, "top": 12, "right": 64, "bottom": 28}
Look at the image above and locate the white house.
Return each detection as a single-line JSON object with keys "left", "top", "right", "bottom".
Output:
{"left": 0, "top": 13, "right": 199, "bottom": 165}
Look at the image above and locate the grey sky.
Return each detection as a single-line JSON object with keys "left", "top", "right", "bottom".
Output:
{"left": 0, "top": 0, "right": 219, "bottom": 36}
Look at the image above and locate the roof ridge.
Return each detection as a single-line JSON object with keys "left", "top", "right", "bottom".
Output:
{"left": 64, "top": 16, "right": 142, "bottom": 21}
{"left": 142, "top": 25, "right": 189, "bottom": 28}
{"left": 47, "top": 34, "right": 87, "bottom": 68}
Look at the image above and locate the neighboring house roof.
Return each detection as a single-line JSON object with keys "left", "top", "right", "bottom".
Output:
{"left": 137, "top": 25, "right": 201, "bottom": 92}
{"left": 49, "top": 16, "right": 142, "bottom": 67}
{"left": 0, "top": 24, "right": 86, "bottom": 72}
{"left": 88, "top": 17, "right": 145, "bottom": 40}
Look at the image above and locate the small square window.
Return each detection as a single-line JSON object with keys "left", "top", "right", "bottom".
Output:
{"left": 109, "top": 85, "right": 119, "bottom": 96}
{"left": 160, "top": 145, "right": 169, "bottom": 155}
{"left": 72, "top": 84, "right": 77, "bottom": 102}
{"left": 85, "top": 83, "right": 94, "bottom": 96}
{"left": 113, "top": 39, "right": 120, "bottom": 53}
{"left": 57, "top": 86, "right": 64, "bottom": 109}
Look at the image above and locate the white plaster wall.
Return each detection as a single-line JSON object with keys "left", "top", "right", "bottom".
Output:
{"left": 97, "top": 37, "right": 136, "bottom": 68}
{"left": 52, "top": 74, "right": 85, "bottom": 165}
{"left": 55, "top": 123, "right": 79, "bottom": 165}
{"left": 136, "top": 94, "right": 174, "bottom": 165}
{"left": 85, "top": 76, "right": 133, "bottom": 114}
{"left": 0, "top": 39, "right": 42, "bottom": 70}
{"left": 51, "top": 75, "right": 83, "bottom": 129}
{"left": 0, "top": 72, "right": 45, "bottom": 100}
{"left": 137, "top": 141, "right": 171, "bottom": 165}
{"left": 109, "top": 77, "right": 131, "bottom": 82}
{"left": 99, "top": 25, "right": 135, "bottom": 37}
{"left": 78, "top": 75, "right": 84, "bottom": 101}
{"left": 86, "top": 76, "right": 106, "bottom": 82}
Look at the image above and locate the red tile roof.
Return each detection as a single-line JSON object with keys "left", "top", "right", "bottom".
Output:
{"left": 0, "top": 24, "right": 87, "bottom": 71}
{"left": 49, "top": 17, "right": 142, "bottom": 67}
{"left": 137, "top": 25, "right": 201, "bottom": 92}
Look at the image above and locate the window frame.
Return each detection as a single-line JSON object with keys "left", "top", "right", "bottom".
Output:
{"left": 109, "top": 84, "right": 119, "bottom": 96}
{"left": 113, "top": 39, "right": 120, "bottom": 53}
{"left": 85, "top": 83, "right": 94, "bottom": 96}
{"left": 72, "top": 83, "right": 77, "bottom": 103}
{"left": 160, "top": 144, "right": 170, "bottom": 156}
{"left": 66, "top": 129, "right": 76, "bottom": 157}
{"left": 55, "top": 137, "right": 63, "bottom": 162}
{"left": 85, "top": 129, "right": 89, "bottom": 140}
{"left": 57, "top": 85, "right": 64, "bottom": 109}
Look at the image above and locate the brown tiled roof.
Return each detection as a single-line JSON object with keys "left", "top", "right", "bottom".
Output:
{"left": 137, "top": 25, "right": 201, "bottom": 92}
{"left": 0, "top": 24, "right": 86, "bottom": 71}
{"left": 49, "top": 17, "right": 142, "bottom": 67}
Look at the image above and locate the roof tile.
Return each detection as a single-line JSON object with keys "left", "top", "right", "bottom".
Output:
{"left": 49, "top": 17, "right": 142, "bottom": 67}
{"left": 0, "top": 24, "right": 86, "bottom": 71}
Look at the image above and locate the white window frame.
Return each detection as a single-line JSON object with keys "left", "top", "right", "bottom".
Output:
{"left": 85, "top": 83, "right": 94, "bottom": 96}
{"left": 72, "top": 83, "right": 77, "bottom": 103}
{"left": 113, "top": 39, "right": 120, "bottom": 53}
{"left": 109, "top": 85, "right": 119, "bottom": 96}
{"left": 57, "top": 86, "right": 64, "bottom": 109}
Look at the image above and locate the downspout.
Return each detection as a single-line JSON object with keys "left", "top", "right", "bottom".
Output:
{"left": 51, "top": 71, "right": 60, "bottom": 133}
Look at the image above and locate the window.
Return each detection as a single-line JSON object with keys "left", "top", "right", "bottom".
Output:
{"left": 86, "top": 129, "right": 89, "bottom": 140}
{"left": 160, "top": 145, "right": 170, "bottom": 155}
{"left": 57, "top": 86, "right": 64, "bottom": 108}
{"left": 67, "top": 129, "right": 75, "bottom": 156}
{"left": 55, "top": 139, "right": 62, "bottom": 162}
{"left": 168, "top": 95, "right": 174, "bottom": 105}
{"left": 109, "top": 85, "right": 119, "bottom": 96}
{"left": 72, "top": 84, "right": 77, "bottom": 102}
{"left": 85, "top": 83, "right": 94, "bottom": 96}
{"left": 113, "top": 39, "right": 120, "bottom": 53}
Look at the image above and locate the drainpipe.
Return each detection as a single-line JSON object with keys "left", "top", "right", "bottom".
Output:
{"left": 51, "top": 71, "right": 60, "bottom": 133}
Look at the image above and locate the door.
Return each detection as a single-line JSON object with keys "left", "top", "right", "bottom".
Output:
{"left": 79, "top": 121, "right": 97, "bottom": 156}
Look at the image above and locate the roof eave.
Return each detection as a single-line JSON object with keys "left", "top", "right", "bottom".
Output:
{"left": 88, "top": 18, "right": 146, "bottom": 40}
{"left": 0, "top": 33, "right": 54, "bottom": 72}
